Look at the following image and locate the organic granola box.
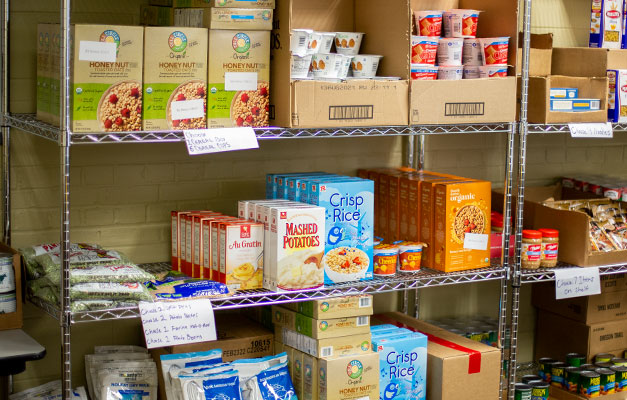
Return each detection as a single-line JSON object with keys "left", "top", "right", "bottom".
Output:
{"left": 72, "top": 25, "right": 144, "bottom": 132}
{"left": 143, "top": 27, "right": 208, "bottom": 131}
{"left": 208, "top": 29, "right": 270, "bottom": 127}
{"left": 433, "top": 180, "right": 491, "bottom": 272}
{"left": 36, "top": 24, "right": 52, "bottom": 124}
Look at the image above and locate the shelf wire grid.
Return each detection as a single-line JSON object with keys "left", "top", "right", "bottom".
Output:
{"left": 4, "top": 113, "right": 513, "bottom": 144}
{"left": 520, "top": 261, "right": 627, "bottom": 283}
{"left": 28, "top": 261, "right": 506, "bottom": 324}
{"left": 528, "top": 123, "right": 627, "bottom": 134}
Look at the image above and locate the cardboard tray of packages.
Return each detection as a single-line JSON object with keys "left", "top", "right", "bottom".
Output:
{"left": 549, "top": 383, "right": 627, "bottom": 400}
{"left": 0, "top": 243, "right": 21, "bottom": 331}
{"left": 372, "top": 312, "right": 501, "bottom": 400}
{"left": 410, "top": 0, "right": 519, "bottom": 125}
{"left": 270, "top": 0, "right": 409, "bottom": 128}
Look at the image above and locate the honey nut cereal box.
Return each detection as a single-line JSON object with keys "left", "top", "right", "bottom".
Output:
{"left": 36, "top": 24, "right": 53, "bottom": 124}
{"left": 303, "top": 352, "right": 319, "bottom": 400}
{"left": 49, "top": 24, "right": 64, "bottom": 127}
{"left": 208, "top": 29, "right": 270, "bottom": 128}
{"left": 143, "top": 27, "right": 208, "bottom": 131}
{"left": 590, "top": 0, "right": 623, "bottom": 49}
{"left": 318, "top": 352, "right": 380, "bottom": 400}
{"left": 208, "top": 8, "right": 273, "bottom": 30}
{"left": 290, "top": 347, "right": 305, "bottom": 399}
{"left": 285, "top": 295, "right": 373, "bottom": 319}
{"left": 219, "top": 221, "right": 264, "bottom": 291}
{"left": 209, "top": 0, "right": 275, "bottom": 8}
{"left": 272, "top": 306, "right": 370, "bottom": 339}
{"left": 71, "top": 25, "right": 143, "bottom": 133}
{"left": 266, "top": 204, "right": 325, "bottom": 292}
{"left": 433, "top": 180, "right": 491, "bottom": 272}
{"left": 277, "top": 326, "right": 373, "bottom": 359}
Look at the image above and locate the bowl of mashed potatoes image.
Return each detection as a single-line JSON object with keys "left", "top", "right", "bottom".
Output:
{"left": 277, "top": 249, "right": 324, "bottom": 290}
{"left": 323, "top": 247, "right": 369, "bottom": 283}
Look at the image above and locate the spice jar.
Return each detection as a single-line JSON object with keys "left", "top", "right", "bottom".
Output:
{"left": 539, "top": 229, "right": 559, "bottom": 268}
{"left": 522, "top": 230, "right": 542, "bottom": 269}
{"left": 373, "top": 244, "right": 399, "bottom": 277}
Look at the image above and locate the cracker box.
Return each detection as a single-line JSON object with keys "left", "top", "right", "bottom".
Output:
{"left": 433, "top": 180, "right": 492, "bottom": 272}
{"left": 272, "top": 306, "right": 370, "bottom": 339}
{"left": 278, "top": 327, "right": 373, "bottom": 358}
{"left": 143, "top": 27, "right": 207, "bottom": 131}
{"left": 308, "top": 178, "right": 375, "bottom": 285}
{"left": 219, "top": 220, "right": 264, "bottom": 290}
{"left": 590, "top": 0, "right": 623, "bottom": 49}
{"left": 208, "top": 29, "right": 270, "bottom": 128}
{"left": 72, "top": 25, "right": 144, "bottom": 132}
{"left": 608, "top": 69, "right": 627, "bottom": 122}
{"left": 284, "top": 295, "right": 373, "bottom": 319}
{"left": 318, "top": 352, "right": 380, "bottom": 400}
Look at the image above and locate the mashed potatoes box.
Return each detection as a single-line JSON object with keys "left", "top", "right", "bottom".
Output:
{"left": 272, "top": 306, "right": 370, "bottom": 339}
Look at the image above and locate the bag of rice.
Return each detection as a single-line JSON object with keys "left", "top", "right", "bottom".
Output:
{"left": 45, "top": 263, "right": 155, "bottom": 286}
{"left": 69, "top": 282, "right": 152, "bottom": 302}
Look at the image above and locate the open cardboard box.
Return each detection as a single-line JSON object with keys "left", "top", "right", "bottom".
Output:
{"left": 0, "top": 243, "right": 22, "bottom": 331}
{"left": 528, "top": 47, "right": 609, "bottom": 123}
{"left": 270, "top": 0, "right": 410, "bottom": 128}
{"left": 516, "top": 33, "right": 553, "bottom": 77}
{"left": 410, "top": 0, "right": 518, "bottom": 125}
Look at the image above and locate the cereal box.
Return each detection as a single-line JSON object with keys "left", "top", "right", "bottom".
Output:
{"left": 278, "top": 327, "right": 373, "bottom": 358}
{"left": 177, "top": 8, "right": 273, "bottom": 30}
{"left": 219, "top": 221, "right": 263, "bottom": 290}
{"left": 590, "top": 0, "right": 623, "bottom": 48}
{"left": 318, "top": 352, "right": 380, "bottom": 400}
{"left": 209, "top": 0, "right": 275, "bottom": 7}
{"left": 72, "top": 25, "right": 144, "bottom": 132}
{"left": 608, "top": 69, "right": 627, "bottom": 122}
{"left": 302, "top": 352, "right": 319, "bottom": 400}
{"left": 308, "top": 178, "right": 375, "bottom": 285}
{"left": 143, "top": 27, "right": 208, "bottom": 131}
{"left": 208, "top": 29, "right": 270, "bottom": 128}
{"left": 285, "top": 295, "right": 374, "bottom": 319}
{"left": 433, "top": 180, "right": 491, "bottom": 272}
{"left": 290, "top": 347, "right": 304, "bottom": 399}
{"left": 266, "top": 205, "right": 325, "bottom": 291}
{"left": 272, "top": 306, "right": 370, "bottom": 339}
{"left": 49, "top": 24, "right": 63, "bottom": 127}
{"left": 36, "top": 24, "right": 52, "bottom": 124}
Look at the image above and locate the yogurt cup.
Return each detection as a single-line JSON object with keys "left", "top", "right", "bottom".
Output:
{"left": 443, "top": 9, "right": 480, "bottom": 38}
{"left": 311, "top": 53, "right": 344, "bottom": 78}
{"left": 351, "top": 54, "right": 383, "bottom": 78}
{"left": 338, "top": 54, "right": 353, "bottom": 79}
{"left": 290, "top": 29, "right": 312, "bottom": 56}
{"left": 438, "top": 65, "right": 463, "bottom": 80}
{"left": 478, "top": 65, "right": 508, "bottom": 78}
{"left": 463, "top": 66, "right": 481, "bottom": 79}
{"left": 411, "top": 64, "right": 438, "bottom": 80}
{"left": 307, "top": 31, "right": 335, "bottom": 55}
{"left": 373, "top": 244, "right": 399, "bottom": 276}
{"left": 437, "top": 38, "right": 463, "bottom": 66}
{"left": 414, "top": 10, "right": 443, "bottom": 37}
{"left": 480, "top": 37, "right": 510, "bottom": 65}
{"left": 291, "top": 54, "right": 313, "bottom": 79}
{"left": 462, "top": 38, "right": 483, "bottom": 66}
{"left": 411, "top": 36, "right": 439, "bottom": 65}
{"left": 398, "top": 242, "right": 425, "bottom": 272}
{"left": 334, "top": 32, "right": 364, "bottom": 55}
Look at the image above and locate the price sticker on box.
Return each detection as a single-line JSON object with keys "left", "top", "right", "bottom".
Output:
{"left": 568, "top": 123, "right": 613, "bottom": 138}
{"left": 463, "top": 233, "right": 489, "bottom": 250}
{"left": 554, "top": 267, "right": 601, "bottom": 299}
{"left": 184, "top": 128, "right": 259, "bottom": 155}
{"left": 139, "top": 299, "right": 217, "bottom": 349}
{"left": 78, "top": 41, "right": 117, "bottom": 63}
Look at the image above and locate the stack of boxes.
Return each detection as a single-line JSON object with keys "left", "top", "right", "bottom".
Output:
{"left": 272, "top": 295, "right": 380, "bottom": 400}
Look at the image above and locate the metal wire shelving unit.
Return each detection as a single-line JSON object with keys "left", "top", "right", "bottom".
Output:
{"left": 528, "top": 123, "right": 627, "bottom": 134}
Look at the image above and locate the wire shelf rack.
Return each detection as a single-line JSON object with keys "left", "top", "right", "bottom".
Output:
{"left": 527, "top": 123, "right": 627, "bottom": 135}
{"left": 3, "top": 114, "right": 513, "bottom": 144}
{"left": 520, "top": 262, "right": 627, "bottom": 283}
{"left": 28, "top": 262, "right": 506, "bottom": 323}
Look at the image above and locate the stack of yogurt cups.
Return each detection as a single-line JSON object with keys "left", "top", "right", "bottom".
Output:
{"left": 411, "top": 9, "right": 510, "bottom": 80}
{"left": 0, "top": 253, "right": 16, "bottom": 314}
{"left": 289, "top": 30, "right": 384, "bottom": 80}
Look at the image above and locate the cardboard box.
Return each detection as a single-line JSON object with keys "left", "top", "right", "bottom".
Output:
{"left": 272, "top": 306, "right": 370, "bottom": 339}
{"left": 372, "top": 312, "right": 501, "bottom": 400}
{"left": 284, "top": 295, "right": 374, "bottom": 319}
{"left": 318, "top": 352, "right": 380, "bottom": 400}
{"left": 0, "top": 244, "right": 22, "bottom": 331}
{"left": 143, "top": 27, "right": 208, "bottom": 131}
{"left": 36, "top": 24, "right": 53, "bottom": 124}
{"left": 303, "top": 352, "right": 319, "bottom": 400}
{"left": 271, "top": 0, "right": 409, "bottom": 128}
{"left": 151, "top": 315, "right": 273, "bottom": 399}
{"left": 291, "top": 347, "right": 305, "bottom": 399}
{"left": 49, "top": 24, "right": 62, "bottom": 127}
{"left": 601, "top": 273, "right": 627, "bottom": 293}
{"left": 549, "top": 385, "right": 627, "bottom": 400}
{"left": 277, "top": 326, "right": 373, "bottom": 358}
{"left": 516, "top": 33, "right": 553, "bottom": 77}
{"left": 71, "top": 25, "right": 144, "bottom": 132}
{"left": 174, "top": 7, "right": 273, "bottom": 29}
{"left": 140, "top": 5, "right": 174, "bottom": 26}
{"left": 174, "top": 0, "right": 275, "bottom": 6}
{"left": 532, "top": 283, "right": 627, "bottom": 324}
{"left": 208, "top": 29, "right": 270, "bottom": 128}
{"left": 534, "top": 310, "right": 627, "bottom": 362}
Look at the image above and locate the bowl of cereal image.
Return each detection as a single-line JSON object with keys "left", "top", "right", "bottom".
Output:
{"left": 97, "top": 80, "right": 142, "bottom": 132}
{"left": 230, "top": 81, "right": 270, "bottom": 127}
{"left": 453, "top": 205, "right": 486, "bottom": 242}
{"left": 165, "top": 79, "right": 207, "bottom": 130}
{"left": 323, "top": 247, "right": 370, "bottom": 283}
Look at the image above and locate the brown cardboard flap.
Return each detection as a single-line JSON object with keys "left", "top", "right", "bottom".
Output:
{"left": 518, "top": 32, "right": 554, "bottom": 49}
{"left": 607, "top": 49, "right": 627, "bottom": 70}
{"left": 550, "top": 385, "right": 627, "bottom": 400}
{"left": 291, "top": 0, "right": 354, "bottom": 31}
{"left": 516, "top": 34, "right": 553, "bottom": 77}
{"left": 551, "top": 47, "right": 608, "bottom": 77}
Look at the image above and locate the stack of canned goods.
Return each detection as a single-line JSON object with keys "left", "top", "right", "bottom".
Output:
{"left": 0, "top": 253, "right": 16, "bottom": 314}
{"left": 425, "top": 316, "right": 500, "bottom": 347}
{"left": 516, "top": 352, "right": 627, "bottom": 399}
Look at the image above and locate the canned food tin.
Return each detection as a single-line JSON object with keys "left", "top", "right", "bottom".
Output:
{"left": 543, "top": 360, "right": 560, "bottom": 383}
{"left": 515, "top": 383, "right": 532, "bottom": 400}
{"left": 566, "top": 353, "right": 587, "bottom": 367}
{"left": 564, "top": 366, "right": 581, "bottom": 392}
{"left": 530, "top": 381, "right": 549, "bottom": 400}
{"left": 596, "top": 353, "right": 615, "bottom": 364}
{"left": 611, "top": 365, "right": 627, "bottom": 392}
{"left": 612, "top": 358, "right": 627, "bottom": 367}
{"left": 538, "top": 358, "right": 557, "bottom": 381}
{"left": 596, "top": 362, "right": 614, "bottom": 369}
{"left": 596, "top": 368, "right": 616, "bottom": 395}
{"left": 578, "top": 371, "right": 601, "bottom": 398}
{"left": 580, "top": 364, "right": 597, "bottom": 372}
{"left": 522, "top": 375, "right": 543, "bottom": 385}
{"left": 551, "top": 362, "right": 568, "bottom": 387}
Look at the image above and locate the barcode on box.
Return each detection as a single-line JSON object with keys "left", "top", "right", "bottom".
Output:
{"left": 321, "top": 346, "right": 333, "bottom": 357}
{"left": 444, "top": 102, "right": 485, "bottom": 116}
{"left": 357, "top": 316, "right": 369, "bottom": 326}
{"left": 329, "top": 105, "right": 374, "bottom": 120}
{"left": 359, "top": 297, "right": 372, "bottom": 308}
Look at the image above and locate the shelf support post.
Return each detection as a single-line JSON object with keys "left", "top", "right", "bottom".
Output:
{"left": 1, "top": 0, "right": 9, "bottom": 245}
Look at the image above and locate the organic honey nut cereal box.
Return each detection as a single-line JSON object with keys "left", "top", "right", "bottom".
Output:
{"left": 284, "top": 295, "right": 374, "bottom": 319}
{"left": 72, "top": 25, "right": 143, "bottom": 133}
{"left": 318, "top": 352, "right": 380, "bottom": 400}
{"left": 219, "top": 221, "right": 264, "bottom": 291}
{"left": 173, "top": 0, "right": 275, "bottom": 7}
{"left": 209, "top": 8, "right": 273, "bottom": 30}
{"left": 36, "top": 24, "right": 53, "bottom": 124}
{"left": 143, "top": 27, "right": 208, "bottom": 131}
{"left": 278, "top": 326, "right": 373, "bottom": 358}
{"left": 433, "top": 180, "right": 491, "bottom": 272}
{"left": 208, "top": 29, "right": 270, "bottom": 128}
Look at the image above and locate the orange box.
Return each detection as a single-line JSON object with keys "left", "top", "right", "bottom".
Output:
{"left": 208, "top": 217, "right": 240, "bottom": 281}
{"left": 219, "top": 220, "right": 264, "bottom": 291}
{"left": 192, "top": 212, "right": 224, "bottom": 278}
{"left": 433, "top": 180, "right": 491, "bottom": 272}
{"left": 186, "top": 212, "right": 223, "bottom": 277}
{"left": 171, "top": 210, "right": 204, "bottom": 272}
{"left": 198, "top": 215, "right": 234, "bottom": 279}
{"left": 387, "top": 174, "right": 402, "bottom": 242}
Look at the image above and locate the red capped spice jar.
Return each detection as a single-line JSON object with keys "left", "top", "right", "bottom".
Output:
{"left": 522, "top": 230, "right": 542, "bottom": 269}
{"left": 539, "top": 229, "right": 559, "bottom": 268}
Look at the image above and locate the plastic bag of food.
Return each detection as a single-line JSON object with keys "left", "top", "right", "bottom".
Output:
{"left": 27, "top": 277, "right": 58, "bottom": 304}
{"left": 96, "top": 362, "right": 157, "bottom": 400}
{"left": 70, "top": 300, "right": 137, "bottom": 313}
{"left": 233, "top": 353, "right": 288, "bottom": 400}
{"left": 45, "top": 263, "right": 154, "bottom": 286}
{"left": 69, "top": 282, "right": 152, "bottom": 302}
{"left": 148, "top": 278, "right": 230, "bottom": 301}
{"left": 181, "top": 371, "right": 241, "bottom": 400}
{"left": 35, "top": 247, "right": 130, "bottom": 276}
{"left": 101, "top": 381, "right": 156, "bottom": 400}
{"left": 85, "top": 352, "right": 152, "bottom": 399}
{"left": 20, "top": 243, "right": 103, "bottom": 279}
{"left": 174, "top": 364, "right": 232, "bottom": 400}
{"left": 138, "top": 262, "right": 175, "bottom": 281}
{"left": 255, "top": 362, "right": 296, "bottom": 400}
{"left": 160, "top": 349, "right": 223, "bottom": 400}
{"left": 9, "top": 380, "right": 61, "bottom": 399}
{"left": 590, "top": 220, "right": 618, "bottom": 252}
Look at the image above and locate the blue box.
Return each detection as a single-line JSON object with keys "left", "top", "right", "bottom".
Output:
{"left": 265, "top": 172, "right": 323, "bottom": 199}
{"left": 550, "top": 98, "right": 601, "bottom": 112}
{"left": 307, "top": 178, "right": 375, "bottom": 285}
{"left": 285, "top": 173, "right": 337, "bottom": 202}
{"left": 373, "top": 332, "right": 428, "bottom": 400}
{"left": 549, "top": 88, "right": 578, "bottom": 99}
{"left": 300, "top": 176, "right": 361, "bottom": 205}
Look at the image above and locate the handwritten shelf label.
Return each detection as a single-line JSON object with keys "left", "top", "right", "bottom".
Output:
{"left": 170, "top": 99, "right": 205, "bottom": 121}
{"left": 463, "top": 233, "right": 489, "bottom": 251}
{"left": 554, "top": 267, "right": 601, "bottom": 299}
{"left": 139, "top": 299, "right": 217, "bottom": 349}
{"left": 184, "top": 128, "right": 259, "bottom": 155}
{"left": 568, "top": 123, "right": 613, "bottom": 139}
{"left": 78, "top": 41, "right": 117, "bottom": 63}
